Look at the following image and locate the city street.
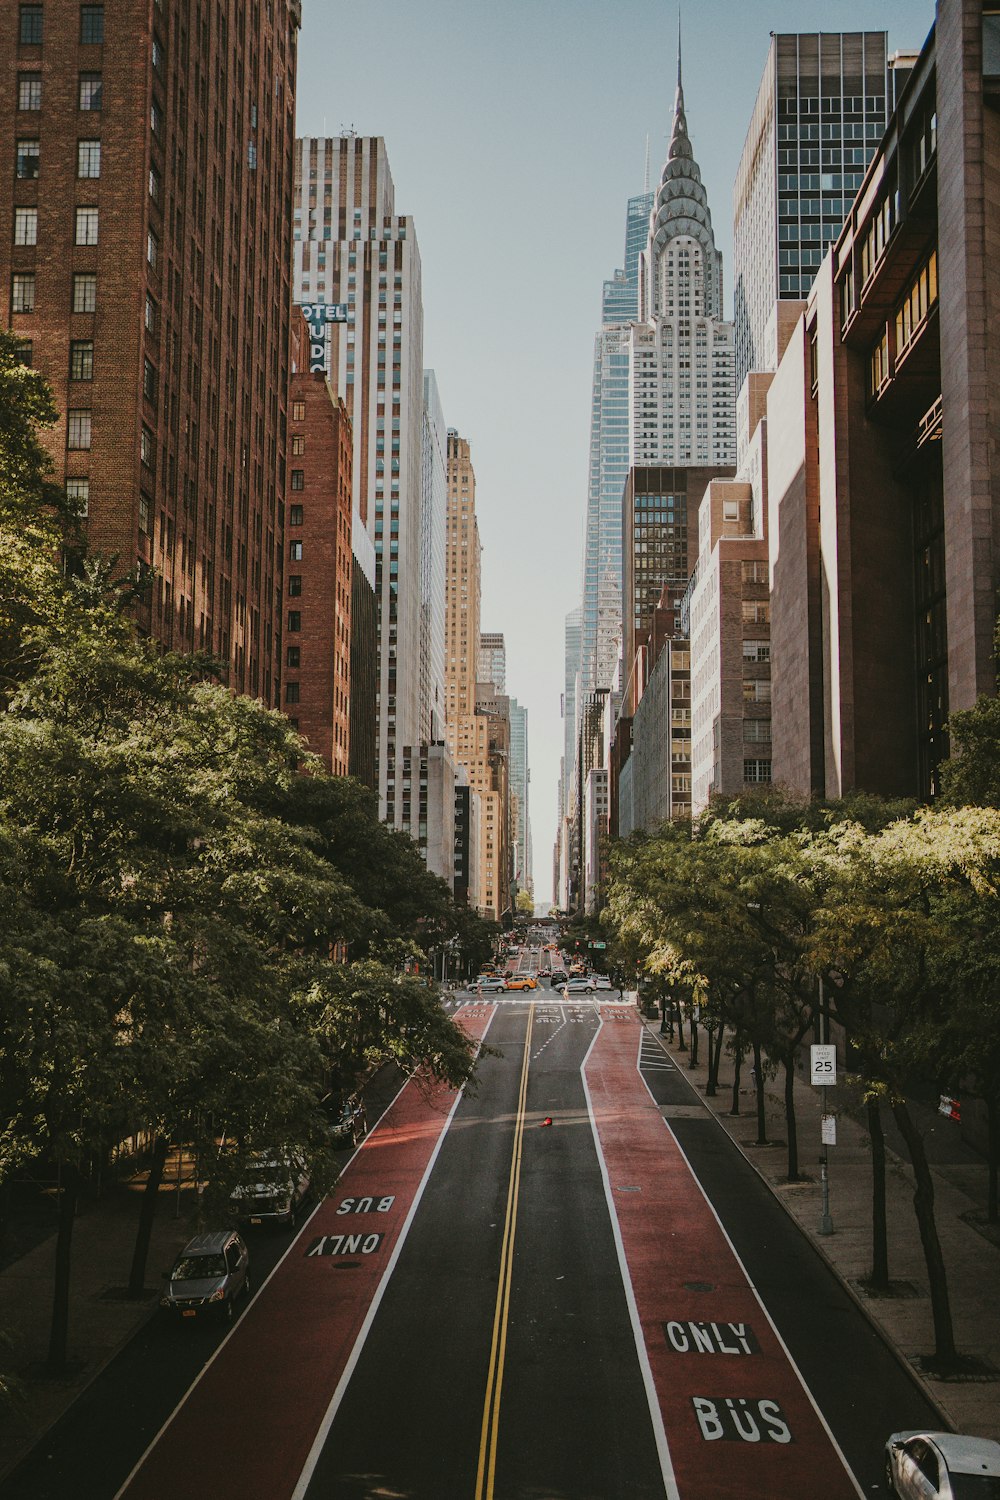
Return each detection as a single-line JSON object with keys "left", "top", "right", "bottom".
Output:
{"left": 2, "top": 957, "right": 942, "bottom": 1500}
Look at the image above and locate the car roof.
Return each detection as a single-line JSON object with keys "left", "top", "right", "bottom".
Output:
{"left": 893, "top": 1433, "right": 1000, "bottom": 1474}
{"left": 180, "top": 1230, "right": 239, "bottom": 1256}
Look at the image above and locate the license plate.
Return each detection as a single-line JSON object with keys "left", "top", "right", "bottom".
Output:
{"left": 250, "top": 1217, "right": 262, "bottom": 1224}
{"left": 182, "top": 1309, "right": 197, "bottom": 1318}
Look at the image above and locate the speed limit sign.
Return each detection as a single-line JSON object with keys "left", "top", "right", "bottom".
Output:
{"left": 810, "top": 1044, "right": 837, "bottom": 1086}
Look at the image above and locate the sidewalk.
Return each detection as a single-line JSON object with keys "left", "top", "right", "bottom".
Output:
{"left": 644, "top": 1016, "right": 1000, "bottom": 1442}
{"left": 0, "top": 1161, "right": 196, "bottom": 1484}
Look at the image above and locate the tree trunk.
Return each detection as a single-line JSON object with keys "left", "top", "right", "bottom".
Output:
{"left": 675, "top": 1001, "right": 687, "bottom": 1051}
{"left": 730, "top": 1047, "right": 742, "bottom": 1116}
{"left": 753, "top": 1038, "right": 767, "bottom": 1144}
{"left": 868, "top": 1099, "right": 890, "bottom": 1291}
{"left": 46, "top": 1162, "right": 79, "bottom": 1377}
{"left": 891, "top": 1098, "right": 957, "bottom": 1366}
{"left": 704, "top": 1024, "right": 716, "bottom": 1095}
{"left": 988, "top": 1092, "right": 998, "bottom": 1225}
{"left": 128, "top": 1134, "right": 169, "bottom": 1297}
{"left": 710, "top": 1022, "right": 725, "bottom": 1096}
{"left": 659, "top": 997, "right": 670, "bottom": 1038}
{"left": 784, "top": 1057, "right": 800, "bottom": 1181}
{"left": 688, "top": 1008, "right": 699, "bottom": 1067}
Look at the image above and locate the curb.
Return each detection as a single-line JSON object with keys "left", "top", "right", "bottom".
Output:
{"left": 637, "top": 1017, "right": 958, "bottom": 1435}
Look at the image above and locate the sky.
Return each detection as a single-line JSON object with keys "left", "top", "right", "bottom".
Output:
{"left": 296, "top": 0, "right": 935, "bottom": 901}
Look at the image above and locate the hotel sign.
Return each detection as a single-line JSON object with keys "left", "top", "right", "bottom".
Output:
{"left": 299, "top": 302, "right": 348, "bottom": 372}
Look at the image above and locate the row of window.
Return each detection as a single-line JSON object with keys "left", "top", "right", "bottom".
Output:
{"left": 17, "top": 70, "right": 102, "bottom": 117}
{"left": 18, "top": 4, "right": 104, "bottom": 45}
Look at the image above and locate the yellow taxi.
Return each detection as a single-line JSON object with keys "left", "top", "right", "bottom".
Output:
{"left": 505, "top": 975, "right": 538, "bottom": 991}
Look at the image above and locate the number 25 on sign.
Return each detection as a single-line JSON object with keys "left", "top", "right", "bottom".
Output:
{"left": 810, "top": 1044, "right": 837, "bottom": 1086}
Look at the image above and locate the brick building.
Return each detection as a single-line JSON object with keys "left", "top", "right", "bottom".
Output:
{"left": 1, "top": 0, "right": 301, "bottom": 700}
{"left": 285, "top": 314, "right": 353, "bottom": 774}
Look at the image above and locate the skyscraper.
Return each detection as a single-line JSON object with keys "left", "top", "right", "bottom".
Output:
{"left": 733, "top": 32, "right": 891, "bottom": 395}
{"left": 420, "top": 371, "right": 447, "bottom": 742}
{"left": 478, "top": 632, "right": 506, "bottom": 694}
{"left": 508, "top": 698, "right": 531, "bottom": 899}
{"left": 292, "top": 135, "right": 424, "bottom": 823}
{"left": 629, "top": 45, "right": 736, "bottom": 471}
{"left": 580, "top": 189, "right": 654, "bottom": 694}
{"left": 2, "top": 0, "right": 301, "bottom": 701}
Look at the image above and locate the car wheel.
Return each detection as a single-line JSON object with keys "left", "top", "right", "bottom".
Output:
{"left": 883, "top": 1457, "right": 896, "bottom": 1496}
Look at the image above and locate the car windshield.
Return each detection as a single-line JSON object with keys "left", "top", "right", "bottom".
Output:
{"left": 172, "top": 1254, "right": 226, "bottom": 1281}
{"left": 951, "top": 1478, "right": 1000, "bottom": 1499}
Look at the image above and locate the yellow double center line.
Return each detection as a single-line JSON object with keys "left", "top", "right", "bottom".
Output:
{"left": 475, "top": 1002, "right": 534, "bottom": 1500}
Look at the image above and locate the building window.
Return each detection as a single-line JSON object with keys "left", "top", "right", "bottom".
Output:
{"left": 289, "top": 540, "right": 303, "bottom": 561}
{"left": 742, "top": 640, "right": 770, "bottom": 663}
{"left": 286, "top": 646, "right": 300, "bottom": 668}
{"left": 140, "top": 424, "right": 154, "bottom": 467}
{"left": 73, "top": 272, "right": 97, "bottom": 313}
{"left": 289, "top": 504, "right": 303, "bottom": 527}
{"left": 12, "top": 273, "right": 35, "bottom": 313}
{"left": 18, "top": 74, "right": 42, "bottom": 110}
{"left": 142, "top": 357, "right": 157, "bottom": 400}
{"left": 287, "top": 611, "right": 301, "bottom": 631}
{"left": 69, "top": 339, "right": 94, "bottom": 380}
{"left": 15, "top": 139, "right": 39, "bottom": 178}
{"left": 148, "top": 164, "right": 160, "bottom": 202}
{"left": 744, "top": 719, "right": 772, "bottom": 743}
{"left": 743, "top": 759, "right": 772, "bottom": 784}
{"left": 291, "top": 434, "right": 305, "bottom": 455}
{"left": 19, "top": 5, "right": 43, "bottom": 44}
{"left": 67, "top": 410, "right": 92, "bottom": 450}
{"left": 146, "top": 228, "right": 158, "bottom": 267}
{"left": 290, "top": 469, "right": 304, "bottom": 491}
{"left": 285, "top": 681, "right": 300, "bottom": 704}
{"left": 65, "top": 476, "right": 89, "bottom": 516}
{"left": 78, "top": 72, "right": 102, "bottom": 110}
{"left": 75, "top": 206, "right": 99, "bottom": 245}
{"left": 741, "top": 601, "right": 770, "bottom": 625}
{"left": 12, "top": 338, "right": 32, "bottom": 365}
{"left": 287, "top": 575, "right": 302, "bottom": 597}
{"left": 77, "top": 138, "right": 101, "bottom": 178}
{"left": 14, "top": 207, "right": 37, "bottom": 246}
{"left": 79, "top": 5, "right": 104, "bottom": 43}
{"left": 144, "top": 292, "right": 156, "bottom": 332}
{"left": 150, "top": 98, "right": 163, "bottom": 137}
{"left": 291, "top": 400, "right": 305, "bottom": 421}
{"left": 138, "top": 491, "right": 151, "bottom": 534}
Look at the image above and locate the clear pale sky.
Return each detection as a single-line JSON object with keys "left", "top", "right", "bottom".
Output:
{"left": 296, "top": 0, "right": 934, "bottom": 901}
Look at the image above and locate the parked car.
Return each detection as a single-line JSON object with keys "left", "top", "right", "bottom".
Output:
{"left": 474, "top": 975, "right": 506, "bottom": 993}
{"left": 566, "top": 976, "right": 597, "bottom": 994}
{"left": 326, "top": 1094, "right": 367, "bottom": 1148}
{"left": 505, "top": 975, "right": 537, "bottom": 991}
{"left": 230, "top": 1151, "right": 312, "bottom": 1228}
{"left": 549, "top": 970, "right": 568, "bottom": 986}
{"left": 884, "top": 1431, "right": 1000, "bottom": 1499}
{"left": 160, "top": 1230, "right": 250, "bottom": 1322}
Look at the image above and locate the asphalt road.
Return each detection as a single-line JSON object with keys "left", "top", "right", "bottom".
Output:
{"left": 0, "top": 972, "right": 945, "bottom": 1499}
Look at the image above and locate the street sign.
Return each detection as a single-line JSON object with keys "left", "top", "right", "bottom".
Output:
{"left": 589, "top": 940, "right": 607, "bottom": 949}
{"left": 821, "top": 1115, "right": 837, "bottom": 1146}
{"left": 810, "top": 1044, "right": 837, "bottom": 1086}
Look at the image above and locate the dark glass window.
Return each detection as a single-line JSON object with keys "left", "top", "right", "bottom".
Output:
{"left": 287, "top": 611, "right": 301, "bottom": 631}
{"left": 18, "top": 74, "right": 42, "bottom": 110}
{"left": 289, "top": 504, "right": 303, "bottom": 526}
{"left": 69, "top": 340, "right": 94, "bottom": 380}
{"left": 15, "top": 139, "right": 39, "bottom": 178}
{"left": 19, "top": 5, "right": 43, "bottom": 44}
{"left": 287, "top": 575, "right": 302, "bottom": 597}
{"left": 73, "top": 273, "right": 97, "bottom": 313}
{"left": 79, "top": 5, "right": 103, "bottom": 43}
{"left": 286, "top": 646, "right": 300, "bottom": 668}
{"left": 285, "top": 681, "right": 300, "bottom": 704}
{"left": 290, "top": 469, "right": 304, "bottom": 491}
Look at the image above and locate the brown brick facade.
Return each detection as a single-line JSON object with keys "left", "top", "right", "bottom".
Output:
{"left": 1, "top": 0, "right": 300, "bottom": 703}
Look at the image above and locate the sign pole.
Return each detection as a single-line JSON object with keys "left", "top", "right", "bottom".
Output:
{"left": 817, "top": 977, "right": 834, "bottom": 1236}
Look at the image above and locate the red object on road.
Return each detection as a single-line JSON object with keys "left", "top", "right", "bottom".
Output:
{"left": 119, "top": 1008, "right": 496, "bottom": 1500}
{"left": 585, "top": 1019, "right": 859, "bottom": 1500}
{"left": 542, "top": 1116, "right": 553, "bottom": 1127}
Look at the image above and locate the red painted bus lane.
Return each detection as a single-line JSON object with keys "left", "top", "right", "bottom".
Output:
{"left": 117, "top": 1005, "right": 496, "bottom": 1500}
{"left": 584, "top": 1017, "right": 861, "bottom": 1500}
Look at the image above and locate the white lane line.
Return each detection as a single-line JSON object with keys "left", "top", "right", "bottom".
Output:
{"left": 290, "top": 1005, "right": 500, "bottom": 1500}
{"left": 581, "top": 1024, "right": 678, "bottom": 1500}
{"left": 632, "top": 1041, "right": 866, "bottom": 1500}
